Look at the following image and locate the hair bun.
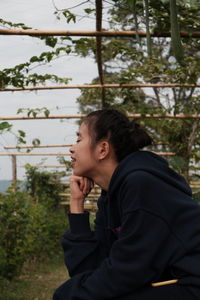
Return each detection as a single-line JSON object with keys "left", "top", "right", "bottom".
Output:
{"left": 129, "top": 120, "right": 152, "bottom": 149}
{"left": 129, "top": 121, "right": 140, "bottom": 133}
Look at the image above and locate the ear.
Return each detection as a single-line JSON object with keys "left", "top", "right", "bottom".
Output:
{"left": 97, "top": 141, "right": 110, "bottom": 160}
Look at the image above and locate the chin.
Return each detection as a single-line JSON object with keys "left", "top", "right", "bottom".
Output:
{"left": 75, "top": 169, "right": 91, "bottom": 178}
{"left": 73, "top": 168, "right": 84, "bottom": 177}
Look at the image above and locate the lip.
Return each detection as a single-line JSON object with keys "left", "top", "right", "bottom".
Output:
{"left": 70, "top": 156, "right": 76, "bottom": 168}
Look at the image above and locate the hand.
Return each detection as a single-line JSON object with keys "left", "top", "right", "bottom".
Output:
{"left": 70, "top": 175, "right": 94, "bottom": 213}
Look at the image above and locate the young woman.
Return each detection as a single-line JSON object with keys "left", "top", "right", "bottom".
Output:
{"left": 53, "top": 109, "right": 200, "bottom": 299}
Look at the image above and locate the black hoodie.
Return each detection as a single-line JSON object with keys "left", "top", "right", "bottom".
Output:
{"left": 54, "top": 151, "right": 200, "bottom": 299}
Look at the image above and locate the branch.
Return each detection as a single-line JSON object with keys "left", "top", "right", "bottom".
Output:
{"left": 152, "top": 87, "right": 164, "bottom": 109}
{"left": 187, "top": 120, "right": 200, "bottom": 154}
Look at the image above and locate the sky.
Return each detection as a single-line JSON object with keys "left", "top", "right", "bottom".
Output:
{"left": 0, "top": 0, "right": 108, "bottom": 180}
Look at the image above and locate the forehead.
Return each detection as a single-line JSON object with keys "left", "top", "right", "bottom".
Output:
{"left": 78, "top": 122, "right": 89, "bottom": 136}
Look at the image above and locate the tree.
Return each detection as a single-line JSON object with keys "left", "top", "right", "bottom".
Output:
{"left": 75, "top": 0, "right": 200, "bottom": 181}
{"left": 0, "top": 0, "right": 199, "bottom": 181}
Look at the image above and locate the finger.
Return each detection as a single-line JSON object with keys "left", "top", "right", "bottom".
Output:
{"left": 70, "top": 176, "right": 84, "bottom": 195}
{"left": 70, "top": 175, "right": 84, "bottom": 191}
{"left": 79, "top": 177, "right": 85, "bottom": 192}
{"left": 83, "top": 178, "right": 94, "bottom": 196}
{"left": 83, "top": 177, "right": 89, "bottom": 195}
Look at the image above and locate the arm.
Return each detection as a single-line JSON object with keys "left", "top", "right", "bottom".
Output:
{"left": 54, "top": 172, "right": 183, "bottom": 300}
{"left": 62, "top": 196, "right": 108, "bottom": 277}
{"left": 63, "top": 175, "right": 106, "bottom": 276}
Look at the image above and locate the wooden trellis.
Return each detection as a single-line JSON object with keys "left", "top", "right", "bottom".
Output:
{"left": 0, "top": 114, "right": 199, "bottom": 120}
{"left": 4, "top": 144, "right": 73, "bottom": 149}
{"left": 1, "top": 150, "right": 198, "bottom": 190}
{"left": 1, "top": 83, "right": 200, "bottom": 92}
{"left": 0, "top": 29, "right": 200, "bottom": 37}
{"left": 0, "top": 1, "right": 200, "bottom": 199}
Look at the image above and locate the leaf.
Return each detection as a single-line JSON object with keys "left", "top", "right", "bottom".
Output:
{"left": 30, "top": 56, "right": 39, "bottom": 63}
{"left": 18, "top": 130, "right": 26, "bottom": 137}
{"left": 0, "top": 122, "right": 12, "bottom": 131}
{"left": 17, "top": 108, "right": 24, "bottom": 114}
{"left": 45, "top": 37, "right": 58, "bottom": 48}
{"left": 32, "top": 139, "right": 40, "bottom": 146}
{"left": 44, "top": 109, "right": 50, "bottom": 118}
{"left": 84, "top": 8, "right": 95, "bottom": 14}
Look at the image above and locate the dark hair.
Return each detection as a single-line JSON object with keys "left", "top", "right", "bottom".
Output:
{"left": 83, "top": 109, "right": 152, "bottom": 162}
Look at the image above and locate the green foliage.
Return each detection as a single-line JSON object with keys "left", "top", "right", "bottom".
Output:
{"left": 0, "top": 18, "right": 58, "bottom": 48}
{"left": 16, "top": 130, "right": 26, "bottom": 145}
{"left": 0, "top": 63, "right": 71, "bottom": 88}
{"left": 32, "top": 138, "right": 40, "bottom": 147}
{"left": 0, "top": 1, "right": 199, "bottom": 180}
{"left": 57, "top": 156, "right": 72, "bottom": 171}
{"left": 74, "top": 0, "right": 200, "bottom": 179}
{"left": 0, "top": 191, "right": 32, "bottom": 279}
{"left": 22, "top": 204, "right": 67, "bottom": 261}
{"left": 25, "top": 167, "right": 66, "bottom": 209}
{"left": 0, "top": 122, "right": 12, "bottom": 132}
{"left": 54, "top": 9, "right": 76, "bottom": 23}
{"left": 0, "top": 18, "right": 31, "bottom": 30}
{"left": 0, "top": 189, "right": 67, "bottom": 280}
{"left": 17, "top": 107, "right": 50, "bottom": 118}
{"left": 169, "top": 0, "right": 184, "bottom": 63}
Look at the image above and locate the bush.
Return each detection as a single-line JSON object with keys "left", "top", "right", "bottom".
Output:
{"left": 24, "top": 206, "right": 67, "bottom": 261}
{"left": 25, "top": 167, "right": 66, "bottom": 209}
{"left": 0, "top": 190, "right": 67, "bottom": 280}
{"left": 0, "top": 191, "right": 32, "bottom": 279}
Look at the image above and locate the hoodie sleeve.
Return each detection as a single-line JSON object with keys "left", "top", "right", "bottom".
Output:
{"left": 62, "top": 198, "right": 108, "bottom": 277}
{"left": 54, "top": 172, "right": 184, "bottom": 300}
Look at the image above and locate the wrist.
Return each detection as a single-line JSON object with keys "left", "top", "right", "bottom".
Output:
{"left": 70, "top": 197, "right": 84, "bottom": 213}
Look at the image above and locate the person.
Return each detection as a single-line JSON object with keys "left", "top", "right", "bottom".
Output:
{"left": 53, "top": 109, "right": 200, "bottom": 299}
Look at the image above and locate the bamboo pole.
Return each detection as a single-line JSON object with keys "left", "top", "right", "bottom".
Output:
{"left": 0, "top": 115, "right": 84, "bottom": 120}
{"left": 11, "top": 155, "right": 17, "bottom": 192}
{"left": 51, "top": 181, "right": 200, "bottom": 185}
{"left": 2, "top": 142, "right": 173, "bottom": 149}
{"left": 0, "top": 114, "right": 199, "bottom": 120}
{"left": 2, "top": 142, "right": 181, "bottom": 149}
{"left": 59, "top": 193, "right": 100, "bottom": 199}
{"left": 0, "top": 29, "right": 200, "bottom": 37}
{"left": 59, "top": 201, "right": 98, "bottom": 211}
{"left": 153, "top": 152, "right": 175, "bottom": 156}
{"left": 0, "top": 152, "right": 176, "bottom": 157}
{"left": 4, "top": 144, "right": 73, "bottom": 149}
{"left": 21, "top": 164, "right": 67, "bottom": 168}
{"left": 1, "top": 83, "right": 200, "bottom": 92}
{"left": 0, "top": 153, "right": 70, "bottom": 156}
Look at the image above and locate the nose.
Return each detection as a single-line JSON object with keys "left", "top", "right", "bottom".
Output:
{"left": 69, "top": 145, "right": 74, "bottom": 154}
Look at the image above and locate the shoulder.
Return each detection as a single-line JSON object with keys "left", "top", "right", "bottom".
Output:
{"left": 118, "top": 171, "right": 158, "bottom": 213}
{"left": 121, "top": 170, "right": 158, "bottom": 191}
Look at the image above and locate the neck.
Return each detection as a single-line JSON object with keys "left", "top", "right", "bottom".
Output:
{"left": 92, "top": 160, "right": 118, "bottom": 191}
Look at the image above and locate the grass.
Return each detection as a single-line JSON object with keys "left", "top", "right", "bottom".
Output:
{"left": 0, "top": 256, "right": 69, "bottom": 300}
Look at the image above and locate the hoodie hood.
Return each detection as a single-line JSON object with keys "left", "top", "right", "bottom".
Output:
{"left": 108, "top": 151, "right": 192, "bottom": 198}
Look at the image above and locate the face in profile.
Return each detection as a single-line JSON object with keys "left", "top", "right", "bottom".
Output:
{"left": 70, "top": 122, "right": 99, "bottom": 178}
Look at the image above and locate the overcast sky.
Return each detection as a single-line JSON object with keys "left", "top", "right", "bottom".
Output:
{"left": 0, "top": 0, "right": 107, "bottom": 180}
